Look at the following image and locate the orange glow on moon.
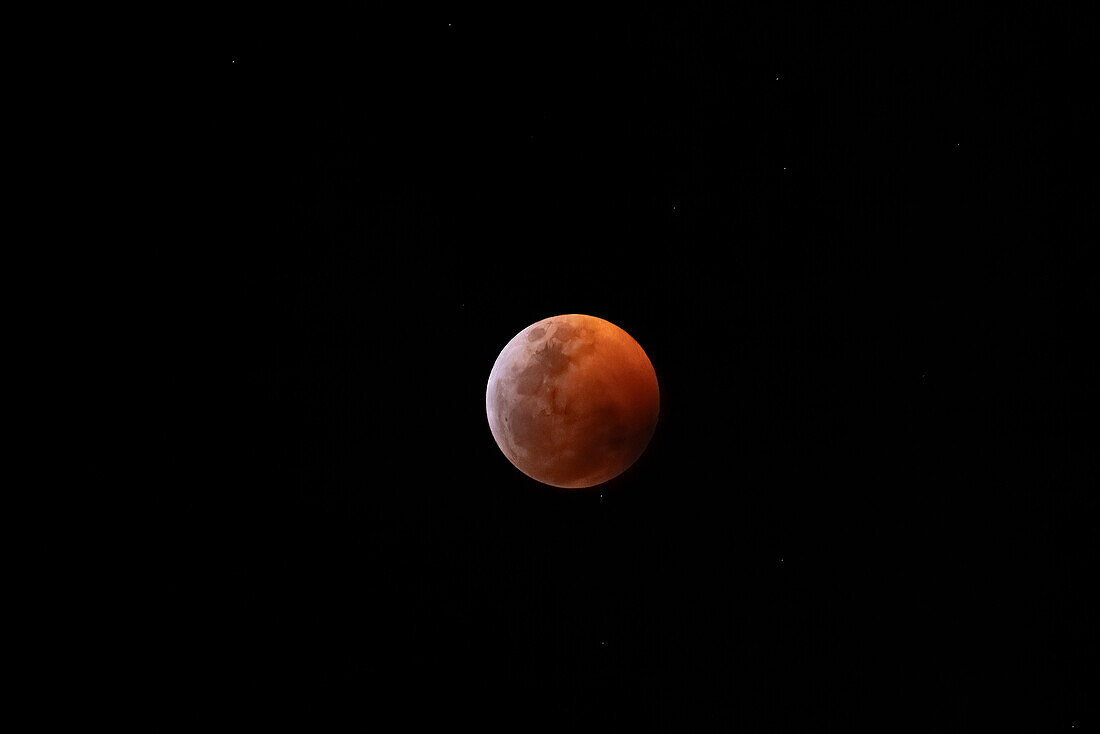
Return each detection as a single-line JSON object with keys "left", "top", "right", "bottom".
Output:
{"left": 486, "top": 314, "right": 660, "bottom": 488}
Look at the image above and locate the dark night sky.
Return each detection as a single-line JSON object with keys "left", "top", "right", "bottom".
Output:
{"left": 167, "top": 3, "right": 1094, "bottom": 730}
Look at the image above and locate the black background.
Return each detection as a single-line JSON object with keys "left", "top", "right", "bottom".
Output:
{"left": 175, "top": 3, "right": 1095, "bottom": 730}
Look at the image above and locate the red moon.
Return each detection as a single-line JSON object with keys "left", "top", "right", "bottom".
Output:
{"left": 486, "top": 314, "right": 660, "bottom": 488}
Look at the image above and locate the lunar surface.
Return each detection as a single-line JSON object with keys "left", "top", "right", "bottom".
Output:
{"left": 486, "top": 314, "right": 660, "bottom": 488}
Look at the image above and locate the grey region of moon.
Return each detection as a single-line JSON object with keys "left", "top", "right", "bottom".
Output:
{"left": 486, "top": 314, "right": 660, "bottom": 489}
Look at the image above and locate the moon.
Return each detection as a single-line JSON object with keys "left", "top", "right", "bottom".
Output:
{"left": 486, "top": 314, "right": 660, "bottom": 488}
